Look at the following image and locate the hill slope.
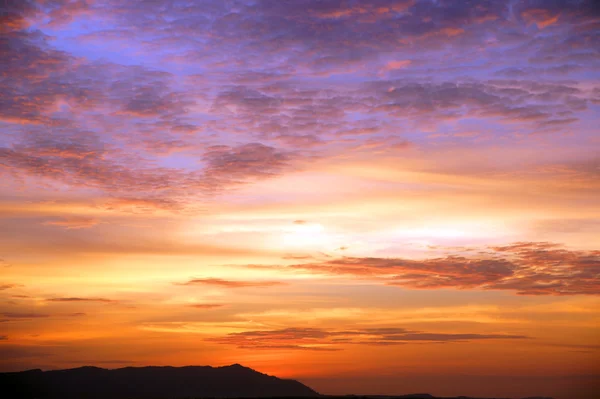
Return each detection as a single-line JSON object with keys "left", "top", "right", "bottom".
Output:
{"left": 0, "top": 364, "right": 319, "bottom": 399}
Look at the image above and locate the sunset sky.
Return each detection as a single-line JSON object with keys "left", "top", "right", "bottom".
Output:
{"left": 0, "top": 0, "right": 599, "bottom": 398}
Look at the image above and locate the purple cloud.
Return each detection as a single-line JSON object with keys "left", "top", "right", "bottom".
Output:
{"left": 0, "top": 0, "right": 597, "bottom": 214}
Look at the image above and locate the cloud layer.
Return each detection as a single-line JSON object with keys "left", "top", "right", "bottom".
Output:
{"left": 1, "top": 0, "right": 598, "bottom": 209}
{"left": 175, "top": 278, "right": 284, "bottom": 288}
{"left": 208, "top": 327, "right": 528, "bottom": 351}
{"left": 268, "top": 242, "right": 600, "bottom": 295}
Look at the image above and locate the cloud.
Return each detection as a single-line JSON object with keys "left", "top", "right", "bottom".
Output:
{"left": 282, "top": 254, "right": 316, "bottom": 260}
{"left": 117, "top": 83, "right": 191, "bottom": 118}
{"left": 202, "top": 143, "right": 294, "bottom": 187}
{"left": 203, "top": 78, "right": 590, "bottom": 160}
{"left": 0, "top": 0, "right": 36, "bottom": 33}
{"left": 380, "top": 333, "right": 528, "bottom": 341}
{"left": 0, "top": 284, "right": 19, "bottom": 290}
{"left": 1, "top": 138, "right": 296, "bottom": 205}
{"left": 369, "top": 80, "right": 587, "bottom": 127}
{"left": 0, "top": 219, "right": 270, "bottom": 256}
{"left": 0, "top": 0, "right": 597, "bottom": 213}
{"left": 379, "top": 60, "right": 412, "bottom": 75}
{"left": 307, "top": 0, "right": 415, "bottom": 19}
{"left": 0, "top": 140, "right": 182, "bottom": 195}
{"left": 46, "top": 297, "right": 116, "bottom": 303}
{"left": 212, "top": 87, "right": 283, "bottom": 115}
{"left": 0, "top": 344, "right": 56, "bottom": 359}
{"left": 94, "top": 360, "right": 138, "bottom": 365}
{"left": 0, "top": 0, "right": 597, "bottom": 217}
{"left": 43, "top": 217, "right": 99, "bottom": 229}
{"left": 0, "top": 335, "right": 6, "bottom": 340}
{"left": 208, "top": 326, "right": 528, "bottom": 351}
{"left": 547, "top": 343, "right": 600, "bottom": 351}
{"left": 2, "top": 312, "right": 49, "bottom": 319}
{"left": 188, "top": 304, "right": 224, "bottom": 309}
{"left": 176, "top": 278, "right": 284, "bottom": 289}
{"left": 516, "top": 1, "right": 599, "bottom": 30}
{"left": 269, "top": 242, "right": 600, "bottom": 295}
{"left": 101, "top": 197, "right": 186, "bottom": 213}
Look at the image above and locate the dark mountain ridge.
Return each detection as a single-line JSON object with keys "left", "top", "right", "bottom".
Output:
{"left": 0, "top": 364, "right": 556, "bottom": 399}
{"left": 0, "top": 364, "right": 319, "bottom": 399}
{"left": 338, "top": 396, "right": 554, "bottom": 399}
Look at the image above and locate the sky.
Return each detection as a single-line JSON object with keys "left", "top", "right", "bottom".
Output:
{"left": 0, "top": 0, "right": 599, "bottom": 398}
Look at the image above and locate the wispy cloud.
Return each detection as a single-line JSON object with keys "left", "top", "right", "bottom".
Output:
{"left": 188, "top": 304, "right": 225, "bottom": 309}
{"left": 208, "top": 327, "right": 528, "bottom": 351}
{"left": 43, "top": 217, "right": 99, "bottom": 229}
{"left": 46, "top": 297, "right": 116, "bottom": 303}
{"left": 261, "top": 242, "right": 600, "bottom": 295}
{"left": 176, "top": 278, "right": 285, "bottom": 288}
{"left": 2, "top": 312, "right": 50, "bottom": 319}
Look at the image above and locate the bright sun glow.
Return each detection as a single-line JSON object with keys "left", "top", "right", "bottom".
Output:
{"left": 281, "top": 223, "right": 336, "bottom": 250}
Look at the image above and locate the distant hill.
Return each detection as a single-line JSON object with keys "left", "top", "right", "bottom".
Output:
{"left": 0, "top": 365, "right": 557, "bottom": 399}
{"left": 339, "top": 396, "right": 552, "bottom": 399}
{"left": 338, "top": 396, "right": 553, "bottom": 399}
{"left": 0, "top": 364, "right": 319, "bottom": 399}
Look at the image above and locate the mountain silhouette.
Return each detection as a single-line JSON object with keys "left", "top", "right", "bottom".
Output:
{"left": 0, "top": 364, "right": 319, "bottom": 399}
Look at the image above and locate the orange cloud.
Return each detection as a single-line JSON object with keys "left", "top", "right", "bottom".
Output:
{"left": 208, "top": 327, "right": 528, "bottom": 351}
{"left": 43, "top": 217, "right": 99, "bottom": 229}
{"left": 189, "top": 304, "right": 225, "bottom": 309}
{"left": 2, "top": 312, "right": 49, "bottom": 319}
{"left": 258, "top": 242, "right": 600, "bottom": 296}
{"left": 313, "top": 1, "right": 414, "bottom": 19}
{"left": 46, "top": 297, "right": 116, "bottom": 303}
{"left": 440, "top": 27, "right": 465, "bottom": 37}
{"left": 102, "top": 197, "right": 184, "bottom": 213}
{"left": 522, "top": 9, "right": 561, "bottom": 29}
{"left": 176, "top": 278, "right": 285, "bottom": 288}
{"left": 379, "top": 60, "right": 412, "bottom": 76}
